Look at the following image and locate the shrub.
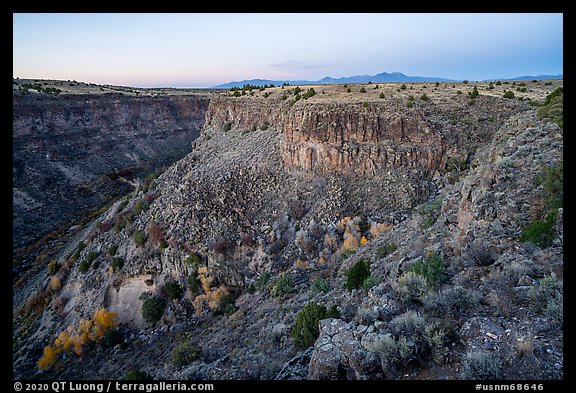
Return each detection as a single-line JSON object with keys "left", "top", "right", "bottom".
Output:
{"left": 495, "top": 81, "right": 502, "bottom": 85}
{"left": 185, "top": 252, "right": 202, "bottom": 266}
{"left": 537, "top": 87, "right": 563, "bottom": 128}
{"left": 310, "top": 277, "right": 331, "bottom": 295}
{"left": 260, "top": 121, "right": 270, "bottom": 130}
{"left": 120, "top": 370, "right": 153, "bottom": 380}
{"left": 47, "top": 260, "right": 60, "bottom": 275}
{"left": 503, "top": 91, "right": 515, "bottom": 99}
{"left": 146, "top": 222, "right": 164, "bottom": 245}
{"left": 420, "top": 93, "right": 429, "bottom": 102}
{"left": 291, "top": 303, "right": 340, "bottom": 349}
{"left": 141, "top": 294, "right": 165, "bottom": 323}
{"left": 520, "top": 211, "right": 557, "bottom": 248}
{"left": 187, "top": 273, "right": 200, "bottom": 294}
{"left": 108, "top": 245, "right": 118, "bottom": 256}
{"left": 379, "top": 92, "right": 385, "bottom": 99}
{"left": 102, "top": 329, "right": 124, "bottom": 349}
{"left": 418, "top": 196, "right": 443, "bottom": 229}
{"left": 468, "top": 86, "right": 479, "bottom": 99}
{"left": 409, "top": 251, "right": 444, "bottom": 287}
{"left": 163, "top": 281, "right": 184, "bottom": 300}
{"left": 360, "top": 87, "right": 366, "bottom": 93}
{"left": 535, "top": 159, "right": 563, "bottom": 211}
{"left": 271, "top": 274, "right": 295, "bottom": 298}
{"left": 111, "top": 257, "right": 124, "bottom": 272}
{"left": 293, "top": 86, "right": 302, "bottom": 95}
{"left": 172, "top": 339, "right": 201, "bottom": 367}
{"left": 461, "top": 352, "right": 504, "bottom": 380}
{"left": 74, "top": 242, "right": 87, "bottom": 259}
{"left": 209, "top": 238, "right": 234, "bottom": 255}
{"left": 362, "top": 102, "right": 369, "bottom": 108}
{"left": 254, "top": 272, "right": 270, "bottom": 291}
{"left": 528, "top": 275, "right": 562, "bottom": 312}
{"left": 376, "top": 242, "right": 397, "bottom": 258}
{"left": 362, "top": 275, "right": 382, "bottom": 291}
{"left": 346, "top": 88, "right": 351, "bottom": 93}
{"left": 78, "top": 259, "right": 90, "bottom": 273}
{"left": 395, "top": 272, "right": 428, "bottom": 302}
{"left": 463, "top": 80, "right": 469, "bottom": 84}
{"left": 302, "top": 88, "right": 316, "bottom": 99}
{"left": 85, "top": 250, "right": 99, "bottom": 263}
{"left": 222, "top": 122, "right": 232, "bottom": 132}
{"left": 133, "top": 230, "right": 147, "bottom": 247}
{"left": 400, "top": 84, "right": 406, "bottom": 90}
{"left": 345, "top": 259, "right": 371, "bottom": 291}
{"left": 424, "top": 286, "right": 479, "bottom": 318}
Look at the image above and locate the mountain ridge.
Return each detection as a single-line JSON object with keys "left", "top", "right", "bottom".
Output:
{"left": 214, "top": 71, "right": 563, "bottom": 88}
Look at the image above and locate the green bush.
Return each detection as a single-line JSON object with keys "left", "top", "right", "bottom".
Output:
{"left": 538, "top": 160, "right": 563, "bottom": 209}
{"left": 78, "top": 259, "right": 90, "bottom": 273}
{"left": 185, "top": 252, "right": 202, "bottom": 266}
{"left": 346, "top": 88, "right": 351, "bottom": 93}
{"left": 362, "top": 275, "right": 382, "bottom": 291}
{"left": 468, "top": 86, "right": 479, "bottom": 99}
{"left": 302, "top": 88, "right": 316, "bottom": 99}
{"left": 222, "top": 122, "right": 232, "bottom": 132}
{"left": 102, "top": 329, "right": 124, "bottom": 348}
{"left": 376, "top": 242, "right": 397, "bottom": 258}
{"left": 260, "top": 121, "right": 270, "bottom": 130}
{"left": 379, "top": 92, "right": 385, "bottom": 99}
{"left": 291, "top": 303, "right": 340, "bottom": 349}
{"left": 395, "top": 272, "right": 428, "bottom": 302}
{"left": 310, "top": 277, "right": 331, "bottom": 295}
{"left": 360, "top": 87, "right": 366, "bottom": 93}
{"left": 141, "top": 294, "right": 165, "bottom": 323}
{"left": 111, "top": 257, "right": 124, "bottom": 272}
{"left": 254, "top": 272, "right": 270, "bottom": 291}
{"left": 163, "top": 281, "right": 184, "bottom": 300}
{"left": 495, "top": 81, "right": 502, "bottom": 85}
{"left": 420, "top": 93, "right": 429, "bottom": 102}
{"left": 528, "top": 275, "right": 562, "bottom": 313}
{"left": 424, "top": 286, "right": 479, "bottom": 318}
{"left": 133, "top": 230, "right": 147, "bottom": 247}
{"left": 345, "top": 259, "right": 371, "bottom": 291}
{"left": 461, "top": 352, "right": 504, "bottom": 380}
{"left": 108, "top": 245, "right": 118, "bottom": 256}
{"left": 85, "top": 250, "right": 99, "bottom": 263}
{"left": 503, "top": 91, "right": 515, "bottom": 99}
{"left": 187, "top": 273, "right": 200, "bottom": 294}
{"left": 74, "top": 242, "right": 87, "bottom": 259}
{"left": 271, "top": 274, "right": 295, "bottom": 298}
{"left": 400, "top": 84, "right": 407, "bottom": 90}
{"left": 521, "top": 211, "right": 557, "bottom": 248}
{"left": 418, "top": 196, "right": 443, "bottom": 229}
{"left": 409, "top": 251, "right": 444, "bottom": 287}
{"left": 47, "top": 260, "right": 60, "bottom": 275}
{"left": 172, "top": 339, "right": 201, "bottom": 367}
{"left": 537, "top": 87, "right": 563, "bottom": 128}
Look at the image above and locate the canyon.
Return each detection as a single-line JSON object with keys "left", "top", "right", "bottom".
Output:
{"left": 13, "top": 79, "right": 563, "bottom": 381}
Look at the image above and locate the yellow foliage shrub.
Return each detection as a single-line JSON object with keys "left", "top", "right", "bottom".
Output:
{"left": 193, "top": 267, "right": 228, "bottom": 316}
{"left": 37, "top": 307, "right": 117, "bottom": 369}
{"left": 370, "top": 222, "right": 393, "bottom": 238}
{"left": 342, "top": 233, "right": 359, "bottom": 251}
{"left": 37, "top": 345, "right": 60, "bottom": 370}
{"left": 360, "top": 236, "right": 369, "bottom": 245}
{"left": 293, "top": 259, "right": 309, "bottom": 270}
{"left": 50, "top": 276, "right": 62, "bottom": 291}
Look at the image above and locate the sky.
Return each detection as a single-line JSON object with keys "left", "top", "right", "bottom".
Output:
{"left": 13, "top": 13, "right": 563, "bottom": 88}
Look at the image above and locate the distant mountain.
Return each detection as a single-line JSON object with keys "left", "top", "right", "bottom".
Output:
{"left": 214, "top": 72, "right": 563, "bottom": 89}
{"left": 214, "top": 71, "right": 455, "bottom": 89}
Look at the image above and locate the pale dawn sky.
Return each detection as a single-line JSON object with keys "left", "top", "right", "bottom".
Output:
{"left": 13, "top": 13, "right": 563, "bottom": 87}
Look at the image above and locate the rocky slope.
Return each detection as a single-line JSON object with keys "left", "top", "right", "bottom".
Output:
{"left": 12, "top": 80, "right": 563, "bottom": 380}
{"left": 13, "top": 85, "right": 209, "bottom": 258}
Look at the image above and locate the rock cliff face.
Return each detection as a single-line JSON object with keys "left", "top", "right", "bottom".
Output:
{"left": 13, "top": 92, "right": 209, "bottom": 251}
{"left": 282, "top": 104, "right": 447, "bottom": 174}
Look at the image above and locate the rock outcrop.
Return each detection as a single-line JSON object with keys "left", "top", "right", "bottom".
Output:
{"left": 13, "top": 92, "right": 209, "bottom": 251}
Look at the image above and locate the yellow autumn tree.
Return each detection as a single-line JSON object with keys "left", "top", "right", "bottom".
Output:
{"left": 38, "top": 345, "right": 60, "bottom": 370}
{"left": 193, "top": 267, "right": 228, "bottom": 316}
{"left": 360, "top": 236, "right": 369, "bottom": 245}
{"left": 342, "top": 233, "right": 359, "bottom": 251}
{"left": 92, "top": 308, "right": 117, "bottom": 339}
{"left": 370, "top": 222, "right": 393, "bottom": 238}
